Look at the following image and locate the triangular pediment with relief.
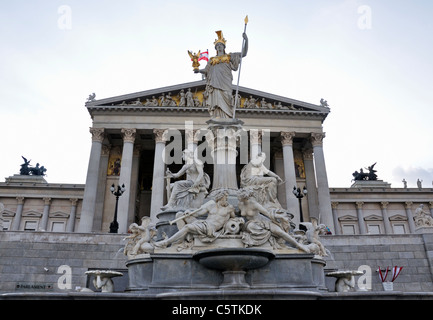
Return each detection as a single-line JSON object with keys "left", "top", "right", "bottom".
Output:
{"left": 85, "top": 80, "right": 330, "bottom": 117}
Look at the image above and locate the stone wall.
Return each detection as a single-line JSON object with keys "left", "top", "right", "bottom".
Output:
{"left": 322, "top": 234, "right": 433, "bottom": 292}
{"left": 1, "top": 231, "right": 433, "bottom": 293}
{"left": 0, "top": 231, "right": 126, "bottom": 293}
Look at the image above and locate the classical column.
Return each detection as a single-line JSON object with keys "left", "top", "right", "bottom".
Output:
{"left": 303, "top": 148, "right": 319, "bottom": 220}
{"left": 331, "top": 202, "right": 341, "bottom": 235}
{"left": 310, "top": 133, "right": 335, "bottom": 233}
{"left": 356, "top": 201, "right": 366, "bottom": 234}
{"left": 186, "top": 128, "right": 199, "bottom": 153}
{"left": 93, "top": 144, "right": 110, "bottom": 232}
{"left": 273, "top": 151, "right": 287, "bottom": 209}
{"left": 39, "top": 197, "right": 51, "bottom": 231}
{"left": 66, "top": 198, "right": 78, "bottom": 232}
{"left": 128, "top": 144, "right": 141, "bottom": 223}
{"left": 150, "top": 129, "right": 168, "bottom": 224}
{"left": 250, "top": 129, "right": 262, "bottom": 160}
{"left": 380, "top": 201, "right": 393, "bottom": 234}
{"left": 78, "top": 127, "right": 105, "bottom": 233}
{"left": 209, "top": 123, "right": 240, "bottom": 195}
{"left": 280, "top": 132, "right": 300, "bottom": 224}
{"left": 11, "top": 197, "right": 24, "bottom": 231}
{"left": 405, "top": 201, "right": 416, "bottom": 233}
{"left": 117, "top": 128, "right": 136, "bottom": 234}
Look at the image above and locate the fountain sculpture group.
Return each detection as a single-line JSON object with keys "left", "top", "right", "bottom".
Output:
{"left": 123, "top": 30, "right": 329, "bottom": 296}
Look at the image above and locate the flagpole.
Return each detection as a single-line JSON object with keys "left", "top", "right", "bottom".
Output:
{"left": 233, "top": 15, "right": 248, "bottom": 120}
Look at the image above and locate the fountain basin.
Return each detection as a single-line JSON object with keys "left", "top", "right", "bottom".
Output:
{"left": 193, "top": 248, "right": 275, "bottom": 289}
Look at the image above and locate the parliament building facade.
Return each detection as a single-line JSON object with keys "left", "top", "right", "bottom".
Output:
{"left": 1, "top": 80, "right": 433, "bottom": 294}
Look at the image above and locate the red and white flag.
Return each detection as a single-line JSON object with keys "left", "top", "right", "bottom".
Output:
{"left": 199, "top": 50, "right": 209, "bottom": 62}
{"left": 378, "top": 267, "right": 389, "bottom": 282}
{"left": 391, "top": 266, "right": 403, "bottom": 282}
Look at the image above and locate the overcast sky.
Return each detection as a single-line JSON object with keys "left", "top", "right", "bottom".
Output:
{"left": 1, "top": 0, "right": 432, "bottom": 188}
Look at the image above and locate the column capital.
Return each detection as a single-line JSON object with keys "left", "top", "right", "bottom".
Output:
{"left": 310, "top": 132, "right": 326, "bottom": 146}
{"left": 250, "top": 129, "right": 263, "bottom": 144}
{"left": 101, "top": 144, "right": 111, "bottom": 156}
{"left": 302, "top": 148, "right": 314, "bottom": 161}
{"left": 133, "top": 144, "right": 142, "bottom": 156}
{"left": 380, "top": 201, "right": 389, "bottom": 209}
{"left": 405, "top": 201, "right": 413, "bottom": 209}
{"left": 70, "top": 198, "right": 79, "bottom": 206}
{"left": 43, "top": 197, "right": 51, "bottom": 205}
{"left": 280, "top": 131, "right": 296, "bottom": 146}
{"left": 89, "top": 127, "right": 105, "bottom": 142}
{"left": 356, "top": 201, "right": 364, "bottom": 209}
{"left": 154, "top": 129, "right": 168, "bottom": 143}
{"left": 121, "top": 128, "right": 136, "bottom": 143}
{"left": 186, "top": 129, "right": 200, "bottom": 144}
{"left": 16, "top": 197, "right": 25, "bottom": 204}
{"left": 331, "top": 202, "right": 339, "bottom": 209}
{"left": 429, "top": 201, "right": 433, "bottom": 209}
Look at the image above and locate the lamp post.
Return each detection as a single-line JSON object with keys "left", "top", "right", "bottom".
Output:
{"left": 293, "top": 186, "right": 307, "bottom": 223}
{"left": 110, "top": 183, "right": 125, "bottom": 233}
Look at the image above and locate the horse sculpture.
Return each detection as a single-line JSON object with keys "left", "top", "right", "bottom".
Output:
{"left": 352, "top": 162, "right": 378, "bottom": 181}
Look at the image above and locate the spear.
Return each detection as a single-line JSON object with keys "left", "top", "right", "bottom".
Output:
{"left": 233, "top": 15, "right": 249, "bottom": 120}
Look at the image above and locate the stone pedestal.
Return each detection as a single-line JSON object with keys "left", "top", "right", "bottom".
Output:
{"left": 206, "top": 118, "right": 243, "bottom": 201}
{"left": 126, "top": 251, "right": 327, "bottom": 294}
{"left": 415, "top": 227, "right": 433, "bottom": 234}
{"left": 350, "top": 180, "right": 391, "bottom": 189}
{"left": 5, "top": 174, "right": 47, "bottom": 184}
{"left": 155, "top": 210, "right": 179, "bottom": 241}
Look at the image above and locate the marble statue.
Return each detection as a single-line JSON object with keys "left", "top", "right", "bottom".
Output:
{"left": 195, "top": 30, "right": 248, "bottom": 119}
{"left": 186, "top": 88, "right": 194, "bottom": 106}
{"left": 155, "top": 190, "right": 236, "bottom": 249}
{"left": 326, "top": 270, "right": 363, "bottom": 292}
{"left": 320, "top": 98, "right": 329, "bottom": 108}
{"left": 237, "top": 189, "right": 308, "bottom": 252}
{"left": 161, "top": 149, "right": 210, "bottom": 211}
{"left": 87, "top": 93, "right": 96, "bottom": 102}
{"left": 414, "top": 204, "right": 433, "bottom": 228}
{"left": 299, "top": 218, "right": 329, "bottom": 256}
{"left": 85, "top": 270, "right": 123, "bottom": 293}
{"left": 240, "top": 152, "right": 286, "bottom": 216}
{"left": 123, "top": 217, "right": 156, "bottom": 258}
{"left": 178, "top": 89, "right": 186, "bottom": 107}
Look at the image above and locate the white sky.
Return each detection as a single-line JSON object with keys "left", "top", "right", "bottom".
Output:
{"left": 1, "top": 0, "right": 432, "bottom": 188}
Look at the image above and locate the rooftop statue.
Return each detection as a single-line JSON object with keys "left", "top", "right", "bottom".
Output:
{"left": 19, "top": 156, "right": 47, "bottom": 176}
{"left": 194, "top": 30, "right": 248, "bottom": 119}
{"left": 352, "top": 162, "right": 378, "bottom": 181}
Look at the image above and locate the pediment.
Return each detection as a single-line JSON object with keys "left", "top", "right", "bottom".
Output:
{"left": 389, "top": 214, "right": 408, "bottom": 221}
{"left": 49, "top": 211, "right": 70, "bottom": 218}
{"left": 22, "top": 210, "right": 42, "bottom": 218}
{"left": 86, "top": 80, "right": 330, "bottom": 117}
{"left": 338, "top": 215, "right": 358, "bottom": 222}
{"left": 364, "top": 214, "right": 383, "bottom": 221}
{"left": 1, "top": 209, "right": 16, "bottom": 217}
